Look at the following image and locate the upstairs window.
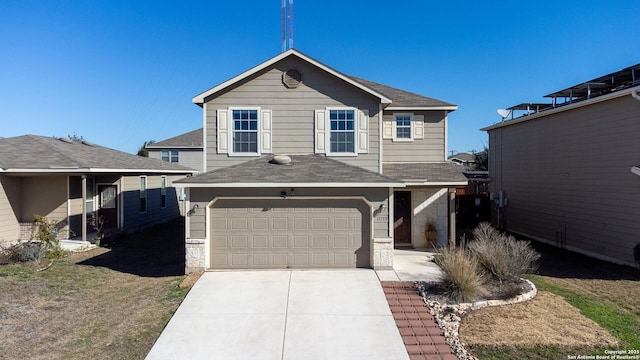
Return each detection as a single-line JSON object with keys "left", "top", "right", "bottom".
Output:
{"left": 329, "top": 109, "right": 355, "bottom": 154}
{"left": 161, "top": 149, "right": 179, "bottom": 163}
{"left": 232, "top": 109, "right": 259, "bottom": 154}
{"left": 395, "top": 114, "right": 412, "bottom": 139}
{"left": 383, "top": 113, "right": 424, "bottom": 142}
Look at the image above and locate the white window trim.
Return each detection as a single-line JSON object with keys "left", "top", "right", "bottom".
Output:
{"left": 393, "top": 113, "right": 413, "bottom": 142}
{"left": 229, "top": 106, "right": 261, "bottom": 157}
{"left": 326, "top": 107, "right": 358, "bottom": 157}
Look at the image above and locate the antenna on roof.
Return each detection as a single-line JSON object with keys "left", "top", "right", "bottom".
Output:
{"left": 281, "top": 0, "right": 286, "bottom": 52}
{"left": 281, "top": 0, "right": 294, "bottom": 52}
{"left": 289, "top": 0, "right": 294, "bottom": 50}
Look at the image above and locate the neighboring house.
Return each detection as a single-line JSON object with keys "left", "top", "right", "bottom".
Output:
{"left": 448, "top": 152, "right": 476, "bottom": 167}
{"left": 0, "top": 135, "right": 196, "bottom": 248}
{"left": 146, "top": 128, "right": 204, "bottom": 173}
{"left": 482, "top": 63, "right": 640, "bottom": 268}
{"left": 176, "top": 49, "right": 466, "bottom": 273}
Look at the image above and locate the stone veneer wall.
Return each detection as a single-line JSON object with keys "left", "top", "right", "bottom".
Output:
{"left": 373, "top": 237, "right": 393, "bottom": 269}
{"left": 185, "top": 239, "right": 206, "bottom": 273}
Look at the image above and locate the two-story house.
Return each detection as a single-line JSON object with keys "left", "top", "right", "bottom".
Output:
{"left": 147, "top": 128, "right": 204, "bottom": 173}
{"left": 176, "top": 49, "right": 466, "bottom": 273}
{"left": 483, "top": 63, "right": 640, "bottom": 268}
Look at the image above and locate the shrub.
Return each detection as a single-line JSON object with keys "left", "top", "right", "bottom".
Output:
{"left": 434, "top": 246, "right": 488, "bottom": 303}
{"left": 468, "top": 222, "right": 540, "bottom": 283}
{"left": 4, "top": 241, "right": 46, "bottom": 263}
{"left": 31, "top": 215, "right": 66, "bottom": 259}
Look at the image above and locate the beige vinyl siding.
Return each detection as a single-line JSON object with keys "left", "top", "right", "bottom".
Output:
{"left": 177, "top": 149, "right": 203, "bottom": 173}
{"left": 188, "top": 187, "right": 390, "bottom": 240}
{"left": 203, "top": 57, "right": 380, "bottom": 172}
{"left": 121, "top": 174, "right": 184, "bottom": 232}
{"left": 0, "top": 175, "right": 21, "bottom": 243}
{"left": 20, "top": 176, "right": 68, "bottom": 224}
{"left": 489, "top": 95, "right": 640, "bottom": 266}
{"left": 149, "top": 149, "right": 203, "bottom": 173}
{"left": 382, "top": 110, "right": 446, "bottom": 163}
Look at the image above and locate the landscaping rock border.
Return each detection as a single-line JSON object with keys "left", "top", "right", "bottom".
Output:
{"left": 416, "top": 279, "right": 537, "bottom": 360}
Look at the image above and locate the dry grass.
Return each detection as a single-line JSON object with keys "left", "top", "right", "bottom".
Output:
{"left": 467, "top": 222, "right": 540, "bottom": 282}
{"left": 460, "top": 291, "right": 618, "bottom": 347}
{"left": 539, "top": 277, "right": 640, "bottom": 317}
{"left": 434, "top": 246, "right": 488, "bottom": 303}
{"left": 0, "top": 218, "right": 191, "bottom": 360}
{"left": 457, "top": 237, "right": 640, "bottom": 359}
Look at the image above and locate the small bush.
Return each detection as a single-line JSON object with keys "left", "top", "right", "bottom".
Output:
{"left": 4, "top": 241, "right": 46, "bottom": 263}
{"left": 468, "top": 222, "right": 540, "bottom": 283}
{"left": 0, "top": 248, "right": 10, "bottom": 264}
{"left": 434, "top": 246, "right": 488, "bottom": 303}
{"left": 31, "top": 214, "right": 66, "bottom": 259}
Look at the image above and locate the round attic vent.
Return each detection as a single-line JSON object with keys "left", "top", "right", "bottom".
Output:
{"left": 271, "top": 155, "right": 292, "bottom": 165}
{"left": 282, "top": 69, "right": 302, "bottom": 88}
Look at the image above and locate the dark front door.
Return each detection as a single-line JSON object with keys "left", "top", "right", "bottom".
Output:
{"left": 98, "top": 185, "right": 117, "bottom": 230}
{"left": 394, "top": 191, "right": 412, "bottom": 247}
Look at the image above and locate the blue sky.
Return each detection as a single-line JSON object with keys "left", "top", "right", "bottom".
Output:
{"left": 1, "top": 1, "right": 638, "bottom": 156}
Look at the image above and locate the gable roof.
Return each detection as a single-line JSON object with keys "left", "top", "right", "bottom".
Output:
{"left": 383, "top": 163, "right": 468, "bottom": 185}
{"left": 447, "top": 152, "right": 476, "bottom": 162}
{"left": 146, "top": 128, "right": 203, "bottom": 149}
{"left": 192, "top": 49, "right": 456, "bottom": 111}
{"left": 175, "top": 154, "right": 403, "bottom": 187}
{"left": 0, "top": 135, "right": 196, "bottom": 174}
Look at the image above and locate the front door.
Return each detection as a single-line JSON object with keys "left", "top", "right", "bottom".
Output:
{"left": 98, "top": 185, "right": 118, "bottom": 230}
{"left": 394, "top": 191, "right": 412, "bottom": 247}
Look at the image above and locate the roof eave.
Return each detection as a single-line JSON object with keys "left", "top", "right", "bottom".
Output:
{"left": 482, "top": 85, "right": 640, "bottom": 132}
{"left": 146, "top": 145, "right": 203, "bottom": 149}
{"left": 192, "top": 49, "right": 393, "bottom": 105}
{"left": 2, "top": 168, "right": 196, "bottom": 174}
{"left": 175, "top": 181, "right": 404, "bottom": 188}
{"left": 385, "top": 105, "right": 458, "bottom": 111}
{"left": 403, "top": 181, "right": 468, "bottom": 186}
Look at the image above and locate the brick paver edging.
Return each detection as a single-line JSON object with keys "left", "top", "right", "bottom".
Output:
{"left": 381, "top": 282, "right": 458, "bottom": 360}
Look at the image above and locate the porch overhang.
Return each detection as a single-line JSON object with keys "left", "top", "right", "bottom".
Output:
{"left": 401, "top": 181, "right": 468, "bottom": 187}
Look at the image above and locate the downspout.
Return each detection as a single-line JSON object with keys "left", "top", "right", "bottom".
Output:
{"left": 202, "top": 102, "right": 208, "bottom": 172}
{"left": 378, "top": 103, "right": 383, "bottom": 174}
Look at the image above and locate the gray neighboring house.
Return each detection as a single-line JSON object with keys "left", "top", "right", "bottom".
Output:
{"left": 176, "top": 49, "right": 467, "bottom": 273}
{"left": 0, "top": 135, "right": 196, "bottom": 248}
{"left": 448, "top": 152, "right": 476, "bottom": 168}
{"left": 146, "top": 128, "right": 204, "bottom": 173}
{"left": 482, "top": 63, "right": 640, "bottom": 268}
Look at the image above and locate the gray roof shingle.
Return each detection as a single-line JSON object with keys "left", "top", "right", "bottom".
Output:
{"left": 176, "top": 154, "right": 401, "bottom": 185}
{"left": 147, "top": 128, "right": 203, "bottom": 148}
{"left": 383, "top": 162, "right": 467, "bottom": 183}
{"left": 0, "top": 135, "right": 195, "bottom": 173}
{"left": 349, "top": 76, "right": 456, "bottom": 109}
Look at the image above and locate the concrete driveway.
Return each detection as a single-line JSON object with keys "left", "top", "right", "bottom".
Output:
{"left": 146, "top": 270, "right": 409, "bottom": 360}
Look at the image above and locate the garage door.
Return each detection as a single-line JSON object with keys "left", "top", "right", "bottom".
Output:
{"left": 210, "top": 199, "right": 370, "bottom": 269}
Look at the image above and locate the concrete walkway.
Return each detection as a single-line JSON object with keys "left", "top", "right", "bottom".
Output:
{"left": 376, "top": 249, "right": 443, "bottom": 282}
{"left": 146, "top": 270, "right": 409, "bottom": 360}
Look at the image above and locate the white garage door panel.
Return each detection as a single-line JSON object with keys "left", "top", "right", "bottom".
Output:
{"left": 210, "top": 199, "right": 370, "bottom": 269}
